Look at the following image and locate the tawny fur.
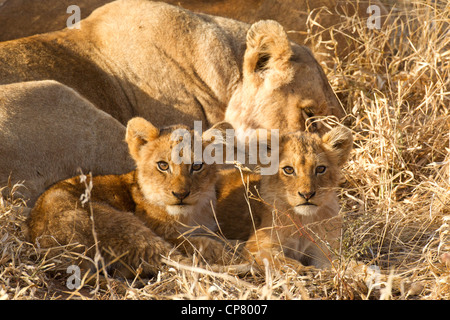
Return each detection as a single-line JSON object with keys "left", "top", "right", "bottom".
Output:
{"left": 215, "top": 126, "right": 353, "bottom": 270}
{"left": 0, "top": 80, "right": 135, "bottom": 205}
{"left": 25, "top": 117, "right": 233, "bottom": 278}
{"left": 0, "top": 0, "right": 343, "bottom": 128}
{"left": 0, "top": 0, "right": 389, "bottom": 65}
{"left": 0, "top": 1, "right": 345, "bottom": 204}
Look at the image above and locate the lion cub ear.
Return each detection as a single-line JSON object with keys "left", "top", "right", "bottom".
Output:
{"left": 202, "top": 121, "right": 234, "bottom": 143}
{"left": 201, "top": 121, "right": 234, "bottom": 165}
{"left": 126, "top": 117, "right": 160, "bottom": 161}
{"left": 243, "top": 20, "right": 294, "bottom": 89}
{"left": 322, "top": 126, "right": 353, "bottom": 167}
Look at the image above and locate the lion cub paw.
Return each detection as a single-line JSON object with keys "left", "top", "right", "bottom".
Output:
{"left": 179, "top": 236, "right": 232, "bottom": 264}
{"left": 111, "top": 234, "right": 185, "bottom": 278}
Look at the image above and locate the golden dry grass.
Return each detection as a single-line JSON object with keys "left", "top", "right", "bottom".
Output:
{"left": 0, "top": 0, "right": 449, "bottom": 300}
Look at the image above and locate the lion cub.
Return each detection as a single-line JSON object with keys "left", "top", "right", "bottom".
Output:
{"left": 26, "top": 117, "right": 231, "bottom": 278}
{"left": 216, "top": 126, "right": 353, "bottom": 270}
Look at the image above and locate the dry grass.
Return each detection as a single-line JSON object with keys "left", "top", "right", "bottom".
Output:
{"left": 0, "top": 0, "right": 449, "bottom": 300}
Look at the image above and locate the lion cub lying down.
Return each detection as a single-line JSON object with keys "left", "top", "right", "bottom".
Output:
{"left": 26, "top": 117, "right": 231, "bottom": 278}
{"left": 216, "top": 126, "right": 353, "bottom": 270}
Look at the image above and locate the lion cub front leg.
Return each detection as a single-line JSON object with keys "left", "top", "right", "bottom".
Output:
{"left": 92, "top": 203, "right": 192, "bottom": 277}
{"left": 244, "top": 229, "right": 307, "bottom": 274}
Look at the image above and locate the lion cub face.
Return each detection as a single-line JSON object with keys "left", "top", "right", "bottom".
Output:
{"left": 260, "top": 127, "right": 353, "bottom": 215}
{"left": 126, "top": 117, "right": 230, "bottom": 217}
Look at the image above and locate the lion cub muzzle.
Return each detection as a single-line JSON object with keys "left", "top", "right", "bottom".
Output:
{"left": 171, "top": 190, "right": 190, "bottom": 202}
{"left": 298, "top": 190, "right": 316, "bottom": 202}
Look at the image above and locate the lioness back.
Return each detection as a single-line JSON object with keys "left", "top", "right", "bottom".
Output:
{"left": 0, "top": 0, "right": 343, "bottom": 130}
{"left": 0, "top": 80, "right": 134, "bottom": 205}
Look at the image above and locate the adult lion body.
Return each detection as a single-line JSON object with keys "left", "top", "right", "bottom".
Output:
{"left": 0, "top": 0, "right": 389, "bottom": 64}
{"left": 0, "top": 80, "right": 135, "bottom": 204}
{"left": 0, "top": 0, "right": 343, "bottom": 128}
{"left": 0, "top": 0, "right": 342, "bottom": 130}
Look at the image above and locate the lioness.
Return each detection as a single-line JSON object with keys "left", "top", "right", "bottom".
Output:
{"left": 0, "top": 80, "right": 135, "bottom": 205}
{"left": 25, "top": 117, "right": 232, "bottom": 278}
{"left": 215, "top": 126, "right": 353, "bottom": 269}
{"left": 0, "top": 0, "right": 343, "bottom": 129}
{"left": 0, "top": 0, "right": 388, "bottom": 65}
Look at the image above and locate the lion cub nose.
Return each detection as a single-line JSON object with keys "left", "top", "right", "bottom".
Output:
{"left": 172, "top": 190, "right": 190, "bottom": 201}
{"left": 298, "top": 191, "right": 316, "bottom": 201}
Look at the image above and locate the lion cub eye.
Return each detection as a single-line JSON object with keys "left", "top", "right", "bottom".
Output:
{"left": 191, "top": 163, "right": 204, "bottom": 172}
{"left": 282, "top": 166, "right": 295, "bottom": 175}
{"left": 315, "top": 165, "right": 327, "bottom": 175}
{"left": 157, "top": 161, "right": 169, "bottom": 171}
